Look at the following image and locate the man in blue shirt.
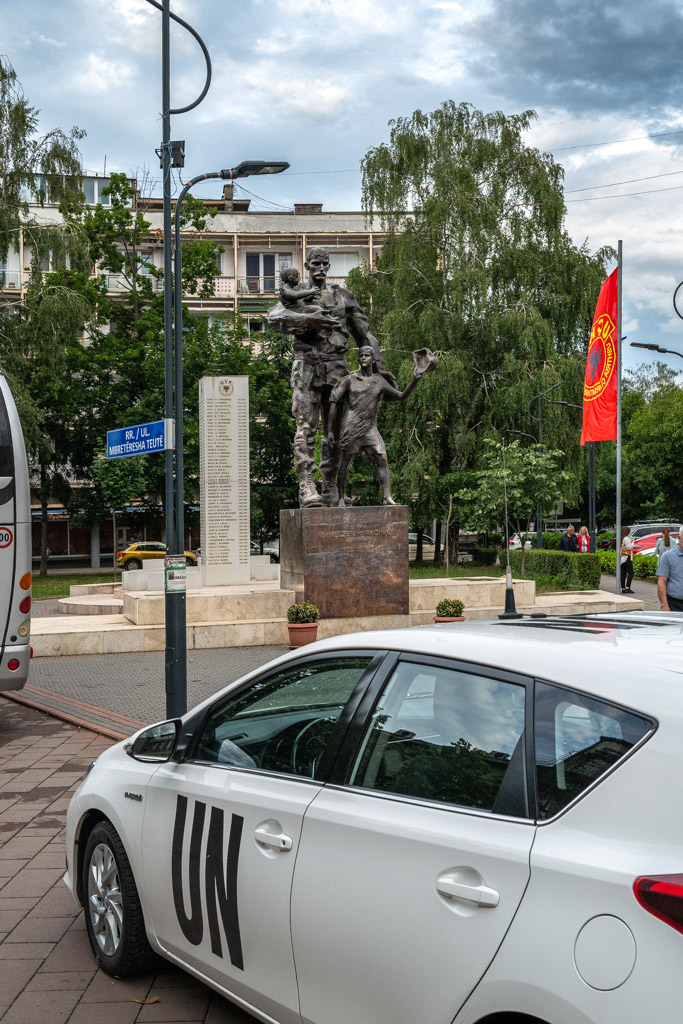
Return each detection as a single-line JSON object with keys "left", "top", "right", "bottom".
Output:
{"left": 656, "top": 527, "right": 683, "bottom": 611}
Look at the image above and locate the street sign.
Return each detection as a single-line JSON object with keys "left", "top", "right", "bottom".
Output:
{"left": 106, "top": 420, "right": 166, "bottom": 459}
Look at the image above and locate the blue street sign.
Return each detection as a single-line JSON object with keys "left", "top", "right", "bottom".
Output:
{"left": 106, "top": 420, "right": 166, "bottom": 459}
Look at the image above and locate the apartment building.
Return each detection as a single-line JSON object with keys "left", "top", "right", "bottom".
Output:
{"left": 0, "top": 178, "right": 388, "bottom": 328}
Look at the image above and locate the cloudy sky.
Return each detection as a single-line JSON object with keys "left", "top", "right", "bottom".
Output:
{"left": 6, "top": 0, "right": 683, "bottom": 373}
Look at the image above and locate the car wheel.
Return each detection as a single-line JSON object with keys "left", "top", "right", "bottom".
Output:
{"left": 82, "top": 820, "right": 158, "bottom": 977}
{"left": 186, "top": 557, "right": 196, "bottom": 566}
{"left": 125, "top": 558, "right": 142, "bottom": 570}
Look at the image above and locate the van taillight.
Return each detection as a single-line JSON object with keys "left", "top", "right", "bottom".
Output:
{"left": 7, "top": 659, "right": 19, "bottom": 671}
{"left": 19, "top": 596, "right": 31, "bottom": 614}
{"left": 634, "top": 875, "right": 683, "bottom": 935}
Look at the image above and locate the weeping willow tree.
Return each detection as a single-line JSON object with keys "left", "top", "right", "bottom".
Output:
{"left": 0, "top": 55, "right": 90, "bottom": 572}
{"left": 349, "top": 101, "right": 613, "bottom": 548}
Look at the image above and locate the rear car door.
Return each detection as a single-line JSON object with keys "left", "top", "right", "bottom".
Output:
{"left": 291, "top": 654, "right": 536, "bottom": 1024}
{"left": 141, "top": 651, "right": 385, "bottom": 1024}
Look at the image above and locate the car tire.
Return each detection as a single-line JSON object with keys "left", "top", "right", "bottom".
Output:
{"left": 82, "top": 820, "right": 159, "bottom": 977}
{"left": 125, "top": 558, "right": 142, "bottom": 570}
{"left": 186, "top": 557, "right": 196, "bottom": 566}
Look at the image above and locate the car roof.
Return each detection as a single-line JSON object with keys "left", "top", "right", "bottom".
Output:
{"left": 306, "top": 613, "right": 683, "bottom": 718}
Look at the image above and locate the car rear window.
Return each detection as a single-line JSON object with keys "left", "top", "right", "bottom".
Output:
{"left": 534, "top": 681, "right": 653, "bottom": 820}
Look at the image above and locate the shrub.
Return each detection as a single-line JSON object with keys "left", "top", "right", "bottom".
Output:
{"left": 529, "top": 531, "right": 562, "bottom": 550}
{"left": 488, "top": 533, "right": 503, "bottom": 547}
{"left": 509, "top": 549, "right": 601, "bottom": 590}
{"left": 435, "top": 598, "right": 464, "bottom": 617}
{"left": 598, "top": 550, "right": 617, "bottom": 575}
{"left": 472, "top": 547, "right": 497, "bottom": 565}
{"left": 634, "top": 554, "right": 658, "bottom": 579}
{"left": 287, "top": 601, "right": 319, "bottom": 623}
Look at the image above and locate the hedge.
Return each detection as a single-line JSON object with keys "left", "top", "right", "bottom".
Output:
{"left": 600, "top": 550, "right": 658, "bottom": 579}
{"left": 472, "top": 547, "right": 498, "bottom": 565}
{"left": 508, "top": 549, "right": 601, "bottom": 590}
{"left": 529, "top": 531, "right": 562, "bottom": 550}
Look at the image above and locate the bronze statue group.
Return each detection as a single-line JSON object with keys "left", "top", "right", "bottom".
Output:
{"left": 269, "top": 247, "right": 436, "bottom": 508}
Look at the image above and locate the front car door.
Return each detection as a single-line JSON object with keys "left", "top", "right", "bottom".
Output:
{"left": 291, "top": 654, "right": 536, "bottom": 1024}
{"left": 141, "top": 651, "right": 384, "bottom": 1024}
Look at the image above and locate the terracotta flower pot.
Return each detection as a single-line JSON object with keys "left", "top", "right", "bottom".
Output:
{"left": 433, "top": 615, "right": 465, "bottom": 623}
{"left": 287, "top": 621, "right": 319, "bottom": 649}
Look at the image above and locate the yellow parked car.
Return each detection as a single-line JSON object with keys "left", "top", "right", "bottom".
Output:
{"left": 116, "top": 542, "right": 197, "bottom": 571}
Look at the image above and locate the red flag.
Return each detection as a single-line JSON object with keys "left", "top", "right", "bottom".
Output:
{"left": 580, "top": 268, "right": 618, "bottom": 444}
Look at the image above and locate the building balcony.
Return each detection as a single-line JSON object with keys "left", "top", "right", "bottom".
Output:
{"left": 0, "top": 271, "right": 23, "bottom": 290}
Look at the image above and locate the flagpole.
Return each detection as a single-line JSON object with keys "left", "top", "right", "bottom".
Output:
{"left": 615, "top": 240, "right": 623, "bottom": 595}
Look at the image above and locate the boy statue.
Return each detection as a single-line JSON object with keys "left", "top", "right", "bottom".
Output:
{"left": 328, "top": 346, "right": 437, "bottom": 506}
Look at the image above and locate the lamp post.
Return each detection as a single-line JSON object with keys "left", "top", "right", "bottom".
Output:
{"left": 527, "top": 382, "right": 566, "bottom": 549}
{"left": 170, "top": 160, "right": 289, "bottom": 718}
{"left": 546, "top": 398, "right": 597, "bottom": 553}
{"left": 631, "top": 341, "right": 683, "bottom": 361}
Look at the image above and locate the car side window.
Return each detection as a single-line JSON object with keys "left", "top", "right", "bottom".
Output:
{"left": 348, "top": 661, "right": 527, "bottom": 816}
{"left": 534, "top": 681, "right": 653, "bottom": 820}
{"left": 192, "top": 656, "right": 374, "bottom": 779}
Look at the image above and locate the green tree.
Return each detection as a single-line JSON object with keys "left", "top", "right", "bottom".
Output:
{"left": 350, "top": 101, "right": 612, "bottom": 531}
{"left": 460, "top": 439, "right": 569, "bottom": 576}
{"left": 0, "top": 57, "right": 92, "bottom": 573}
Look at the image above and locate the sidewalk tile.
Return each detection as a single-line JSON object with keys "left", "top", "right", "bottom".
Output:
{"left": 39, "top": 929, "right": 98, "bottom": 972}
{"left": 136, "top": 986, "right": 212, "bottom": 1021}
{"left": 30, "top": 885, "right": 80, "bottom": 918}
{"left": 0, "top": 837, "right": 50, "bottom": 860}
{"left": 81, "top": 970, "right": 155, "bottom": 1002}
{"left": 0, "top": 942, "right": 54, "bottom": 959}
{"left": 25, "top": 969, "right": 96, "bottom": 991}
{"left": 0, "top": 958, "right": 43, "bottom": 1004}
{"left": 7, "top": 915, "right": 73, "bottom": 943}
{"left": 0, "top": 868, "right": 63, "bottom": 898}
{"left": 67, "top": 1002, "right": 140, "bottom": 1024}
{"left": 0, "top": 987, "right": 81, "bottom": 1024}
{"left": 205, "top": 996, "right": 256, "bottom": 1024}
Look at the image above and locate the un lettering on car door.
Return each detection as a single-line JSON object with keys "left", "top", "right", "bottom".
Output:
{"left": 141, "top": 766, "right": 318, "bottom": 1024}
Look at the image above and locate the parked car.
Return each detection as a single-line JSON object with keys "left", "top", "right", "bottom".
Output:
{"left": 632, "top": 532, "right": 680, "bottom": 556}
{"left": 116, "top": 541, "right": 197, "bottom": 570}
{"left": 508, "top": 532, "right": 532, "bottom": 549}
{"left": 250, "top": 541, "right": 279, "bottom": 563}
{"left": 600, "top": 523, "right": 682, "bottom": 551}
{"left": 65, "top": 612, "right": 683, "bottom": 1024}
{"left": 408, "top": 531, "right": 436, "bottom": 560}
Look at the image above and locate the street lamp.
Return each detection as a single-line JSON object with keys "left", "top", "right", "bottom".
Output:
{"left": 631, "top": 341, "right": 683, "bottom": 360}
{"left": 168, "top": 159, "right": 289, "bottom": 718}
{"left": 173, "top": 160, "right": 289, "bottom": 557}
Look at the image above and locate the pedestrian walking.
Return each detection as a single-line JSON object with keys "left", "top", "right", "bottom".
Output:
{"left": 657, "top": 527, "right": 683, "bottom": 611}
{"left": 577, "top": 526, "right": 590, "bottom": 553}
{"left": 560, "top": 525, "right": 578, "bottom": 552}
{"left": 620, "top": 526, "right": 634, "bottom": 594}
{"left": 655, "top": 529, "right": 677, "bottom": 558}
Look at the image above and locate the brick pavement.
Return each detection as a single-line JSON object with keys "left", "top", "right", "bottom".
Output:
{"left": 0, "top": 702, "right": 258, "bottom": 1024}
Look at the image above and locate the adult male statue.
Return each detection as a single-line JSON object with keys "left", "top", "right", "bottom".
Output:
{"left": 268, "top": 246, "right": 391, "bottom": 507}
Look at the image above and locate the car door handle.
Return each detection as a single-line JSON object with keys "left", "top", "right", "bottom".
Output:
{"left": 254, "top": 827, "right": 293, "bottom": 851}
{"left": 436, "top": 876, "right": 500, "bottom": 907}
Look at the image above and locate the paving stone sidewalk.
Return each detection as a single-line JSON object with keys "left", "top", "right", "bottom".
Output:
{"left": 0, "top": 702, "right": 257, "bottom": 1024}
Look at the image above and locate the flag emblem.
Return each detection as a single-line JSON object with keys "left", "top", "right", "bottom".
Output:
{"left": 583, "top": 313, "right": 617, "bottom": 401}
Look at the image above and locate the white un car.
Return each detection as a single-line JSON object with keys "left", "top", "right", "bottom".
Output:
{"left": 65, "top": 613, "right": 683, "bottom": 1024}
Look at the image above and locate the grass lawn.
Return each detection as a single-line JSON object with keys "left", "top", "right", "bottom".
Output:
{"left": 32, "top": 572, "right": 117, "bottom": 600}
{"left": 409, "top": 562, "right": 503, "bottom": 580}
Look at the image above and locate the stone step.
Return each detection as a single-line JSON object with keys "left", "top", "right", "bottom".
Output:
{"left": 58, "top": 595, "right": 124, "bottom": 615}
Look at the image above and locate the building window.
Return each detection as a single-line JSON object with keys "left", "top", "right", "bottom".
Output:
{"left": 328, "top": 252, "right": 359, "bottom": 278}
{"left": 243, "top": 253, "right": 291, "bottom": 293}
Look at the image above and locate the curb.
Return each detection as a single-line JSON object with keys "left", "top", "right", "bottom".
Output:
{"left": 1, "top": 682, "right": 148, "bottom": 740}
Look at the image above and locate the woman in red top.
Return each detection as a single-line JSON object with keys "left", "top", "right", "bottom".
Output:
{"left": 577, "top": 525, "right": 590, "bottom": 553}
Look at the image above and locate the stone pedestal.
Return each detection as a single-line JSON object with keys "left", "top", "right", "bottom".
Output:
{"left": 199, "top": 375, "right": 250, "bottom": 586}
{"left": 280, "top": 506, "right": 409, "bottom": 619}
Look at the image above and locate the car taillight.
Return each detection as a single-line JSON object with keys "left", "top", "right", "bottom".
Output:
{"left": 7, "top": 659, "right": 19, "bottom": 671}
{"left": 19, "top": 596, "right": 31, "bottom": 614}
{"left": 117, "top": 551, "right": 124, "bottom": 559}
{"left": 634, "top": 874, "right": 683, "bottom": 935}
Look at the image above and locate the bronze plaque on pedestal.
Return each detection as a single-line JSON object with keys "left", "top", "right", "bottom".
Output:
{"left": 280, "top": 506, "right": 409, "bottom": 619}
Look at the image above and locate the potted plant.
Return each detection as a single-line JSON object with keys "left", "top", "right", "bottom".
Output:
{"left": 286, "top": 601, "right": 320, "bottom": 648}
{"left": 433, "top": 597, "right": 465, "bottom": 623}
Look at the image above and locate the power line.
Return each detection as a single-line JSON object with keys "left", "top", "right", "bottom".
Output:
{"left": 566, "top": 183, "right": 683, "bottom": 202}
{"left": 565, "top": 168, "right": 683, "bottom": 193}
{"left": 551, "top": 127, "right": 683, "bottom": 152}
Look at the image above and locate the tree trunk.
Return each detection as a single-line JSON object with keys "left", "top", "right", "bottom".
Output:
{"left": 39, "top": 466, "right": 49, "bottom": 577}
{"left": 433, "top": 521, "right": 442, "bottom": 563}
